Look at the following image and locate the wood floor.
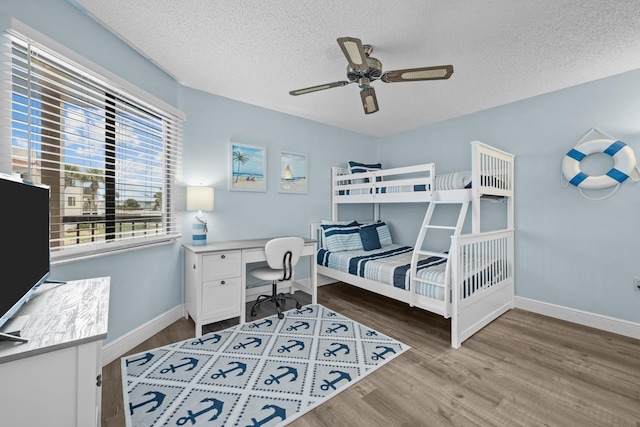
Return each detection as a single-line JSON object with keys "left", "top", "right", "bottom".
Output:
{"left": 102, "top": 283, "right": 640, "bottom": 426}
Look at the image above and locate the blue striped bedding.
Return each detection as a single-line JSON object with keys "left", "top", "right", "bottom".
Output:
{"left": 317, "top": 244, "right": 448, "bottom": 300}
{"left": 317, "top": 244, "right": 506, "bottom": 301}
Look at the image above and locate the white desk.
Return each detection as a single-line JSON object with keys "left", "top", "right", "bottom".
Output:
{"left": 183, "top": 238, "right": 317, "bottom": 337}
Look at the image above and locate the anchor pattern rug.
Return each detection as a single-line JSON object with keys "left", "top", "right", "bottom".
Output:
{"left": 122, "top": 304, "right": 409, "bottom": 426}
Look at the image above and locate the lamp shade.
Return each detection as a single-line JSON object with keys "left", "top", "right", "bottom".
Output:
{"left": 186, "top": 186, "right": 214, "bottom": 211}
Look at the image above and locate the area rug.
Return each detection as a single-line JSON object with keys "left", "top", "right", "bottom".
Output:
{"left": 122, "top": 304, "right": 409, "bottom": 426}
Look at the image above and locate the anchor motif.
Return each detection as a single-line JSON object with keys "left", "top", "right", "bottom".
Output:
{"left": 371, "top": 345, "right": 397, "bottom": 361}
{"left": 233, "top": 337, "right": 262, "bottom": 350}
{"left": 176, "top": 397, "right": 224, "bottom": 425}
{"left": 264, "top": 365, "right": 298, "bottom": 385}
{"left": 160, "top": 357, "right": 199, "bottom": 374}
{"left": 320, "top": 370, "right": 352, "bottom": 391}
{"left": 326, "top": 311, "right": 337, "bottom": 317}
{"left": 211, "top": 361, "right": 247, "bottom": 379}
{"left": 126, "top": 352, "right": 154, "bottom": 367}
{"left": 129, "top": 391, "right": 165, "bottom": 415}
{"left": 248, "top": 318, "right": 273, "bottom": 329}
{"left": 325, "top": 323, "right": 349, "bottom": 334}
{"left": 286, "top": 321, "right": 310, "bottom": 331}
{"left": 191, "top": 333, "right": 222, "bottom": 346}
{"left": 247, "top": 404, "right": 286, "bottom": 427}
{"left": 365, "top": 330, "right": 379, "bottom": 337}
{"left": 277, "top": 339, "right": 305, "bottom": 353}
{"left": 294, "top": 306, "right": 313, "bottom": 315}
{"left": 323, "top": 342, "right": 350, "bottom": 357}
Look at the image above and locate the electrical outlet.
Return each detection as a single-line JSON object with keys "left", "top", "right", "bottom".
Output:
{"left": 634, "top": 278, "right": 640, "bottom": 292}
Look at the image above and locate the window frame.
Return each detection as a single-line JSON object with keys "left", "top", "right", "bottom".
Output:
{"left": 1, "top": 19, "right": 185, "bottom": 264}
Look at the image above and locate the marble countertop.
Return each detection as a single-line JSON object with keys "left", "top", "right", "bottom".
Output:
{"left": 0, "top": 277, "right": 110, "bottom": 364}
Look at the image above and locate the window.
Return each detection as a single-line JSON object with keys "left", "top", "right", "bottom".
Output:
{"left": 1, "top": 28, "right": 184, "bottom": 261}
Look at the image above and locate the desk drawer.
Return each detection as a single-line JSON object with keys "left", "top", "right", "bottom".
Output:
{"left": 202, "top": 251, "right": 241, "bottom": 281}
{"left": 202, "top": 277, "right": 241, "bottom": 320}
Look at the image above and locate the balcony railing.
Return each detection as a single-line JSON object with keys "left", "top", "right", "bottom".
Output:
{"left": 62, "top": 214, "right": 163, "bottom": 245}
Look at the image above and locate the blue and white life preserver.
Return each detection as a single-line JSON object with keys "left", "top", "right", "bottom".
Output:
{"left": 562, "top": 139, "right": 637, "bottom": 190}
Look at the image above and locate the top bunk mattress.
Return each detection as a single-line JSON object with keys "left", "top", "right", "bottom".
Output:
{"left": 339, "top": 170, "right": 472, "bottom": 196}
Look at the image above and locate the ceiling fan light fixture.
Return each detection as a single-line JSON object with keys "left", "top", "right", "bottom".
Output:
{"left": 360, "top": 87, "right": 379, "bottom": 114}
{"left": 289, "top": 37, "right": 454, "bottom": 114}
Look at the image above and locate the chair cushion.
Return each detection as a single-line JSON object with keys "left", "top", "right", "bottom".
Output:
{"left": 250, "top": 266, "right": 285, "bottom": 281}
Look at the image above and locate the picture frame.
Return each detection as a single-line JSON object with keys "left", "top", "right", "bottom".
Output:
{"left": 279, "top": 150, "right": 308, "bottom": 194}
{"left": 229, "top": 142, "right": 266, "bottom": 192}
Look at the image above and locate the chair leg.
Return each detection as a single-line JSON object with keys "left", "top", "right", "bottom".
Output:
{"left": 250, "top": 281, "right": 290, "bottom": 319}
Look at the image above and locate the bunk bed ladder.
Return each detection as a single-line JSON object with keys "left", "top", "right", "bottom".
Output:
{"left": 409, "top": 200, "right": 470, "bottom": 312}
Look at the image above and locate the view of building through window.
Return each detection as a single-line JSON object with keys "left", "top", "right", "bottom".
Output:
{"left": 5, "top": 30, "right": 183, "bottom": 257}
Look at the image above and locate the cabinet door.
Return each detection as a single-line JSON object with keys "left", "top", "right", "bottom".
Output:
{"left": 201, "top": 277, "right": 241, "bottom": 322}
{"left": 202, "top": 252, "right": 241, "bottom": 281}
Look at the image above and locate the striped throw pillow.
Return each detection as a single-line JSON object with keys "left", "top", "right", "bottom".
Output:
{"left": 321, "top": 221, "right": 362, "bottom": 252}
{"left": 360, "top": 221, "right": 393, "bottom": 246}
{"left": 348, "top": 161, "right": 382, "bottom": 184}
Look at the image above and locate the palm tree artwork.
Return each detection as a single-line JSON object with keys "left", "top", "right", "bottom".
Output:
{"left": 233, "top": 149, "right": 250, "bottom": 183}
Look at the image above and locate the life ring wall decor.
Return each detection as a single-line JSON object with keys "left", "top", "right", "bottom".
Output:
{"left": 561, "top": 128, "right": 640, "bottom": 200}
{"left": 562, "top": 139, "right": 636, "bottom": 189}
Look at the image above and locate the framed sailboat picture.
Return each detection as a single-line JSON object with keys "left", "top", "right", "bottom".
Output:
{"left": 279, "top": 150, "right": 308, "bottom": 194}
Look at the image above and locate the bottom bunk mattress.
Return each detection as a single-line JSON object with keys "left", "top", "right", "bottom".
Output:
{"left": 317, "top": 244, "right": 448, "bottom": 300}
{"left": 317, "top": 244, "right": 507, "bottom": 301}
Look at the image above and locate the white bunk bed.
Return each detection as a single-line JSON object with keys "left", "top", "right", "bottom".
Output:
{"left": 310, "top": 141, "right": 515, "bottom": 348}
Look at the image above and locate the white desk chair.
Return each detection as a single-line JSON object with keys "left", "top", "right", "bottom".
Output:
{"left": 249, "top": 237, "right": 304, "bottom": 319}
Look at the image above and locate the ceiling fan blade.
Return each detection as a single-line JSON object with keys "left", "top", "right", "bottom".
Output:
{"left": 337, "top": 37, "right": 368, "bottom": 72}
{"left": 289, "top": 81, "right": 349, "bottom": 96}
{"left": 381, "top": 65, "right": 454, "bottom": 83}
{"left": 360, "top": 87, "right": 379, "bottom": 114}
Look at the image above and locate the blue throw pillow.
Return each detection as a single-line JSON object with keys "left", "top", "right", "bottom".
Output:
{"left": 359, "top": 221, "right": 393, "bottom": 246}
{"left": 359, "top": 224, "right": 382, "bottom": 251}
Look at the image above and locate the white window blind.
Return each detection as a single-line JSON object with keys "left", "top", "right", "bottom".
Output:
{"left": 1, "top": 29, "right": 184, "bottom": 261}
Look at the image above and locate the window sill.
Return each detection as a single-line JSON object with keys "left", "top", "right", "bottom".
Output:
{"left": 51, "top": 234, "right": 181, "bottom": 266}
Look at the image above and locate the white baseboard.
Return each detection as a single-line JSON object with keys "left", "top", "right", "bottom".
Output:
{"left": 101, "top": 305, "right": 185, "bottom": 366}
{"left": 515, "top": 296, "right": 640, "bottom": 340}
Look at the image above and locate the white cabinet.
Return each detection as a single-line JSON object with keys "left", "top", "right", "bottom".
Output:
{"left": 0, "top": 277, "right": 109, "bottom": 427}
{"left": 185, "top": 249, "right": 242, "bottom": 337}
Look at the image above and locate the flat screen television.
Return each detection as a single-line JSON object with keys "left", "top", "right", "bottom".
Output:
{"left": 0, "top": 172, "right": 50, "bottom": 342}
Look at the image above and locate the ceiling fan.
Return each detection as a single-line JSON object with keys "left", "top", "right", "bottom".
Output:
{"left": 289, "top": 37, "right": 454, "bottom": 114}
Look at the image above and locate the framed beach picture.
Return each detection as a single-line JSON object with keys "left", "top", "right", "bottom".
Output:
{"left": 229, "top": 142, "right": 266, "bottom": 192}
{"left": 279, "top": 150, "right": 308, "bottom": 194}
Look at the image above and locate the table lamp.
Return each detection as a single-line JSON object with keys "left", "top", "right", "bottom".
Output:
{"left": 186, "top": 186, "right": 214, "bottom": 246}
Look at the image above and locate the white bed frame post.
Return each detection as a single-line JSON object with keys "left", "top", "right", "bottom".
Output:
{"left": 331, "top": 167, "right": 339, "bottom": 221}
{"left": 470, "top": 141, "right": 482, "bottom": 233}
{"left": 450, "top": 235, "right": 462, "bottom": 348}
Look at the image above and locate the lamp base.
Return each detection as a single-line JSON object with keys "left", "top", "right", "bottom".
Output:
{"left": 192, "top": 222, "right": 207, "bottom": 246}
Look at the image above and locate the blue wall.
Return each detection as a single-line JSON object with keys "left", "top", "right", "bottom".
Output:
{"left": 3, "top": 0, "right": 639, "bottom": 346}
{"left": 1, "top": 0, "right": 376, "bottom": 344}
{"left": 379, "top": 69, "right": 640, "bottom": 324}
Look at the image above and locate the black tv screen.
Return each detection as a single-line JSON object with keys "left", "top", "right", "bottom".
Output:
{"left": 0, "top": 173, "right": 50, "bottom": 331}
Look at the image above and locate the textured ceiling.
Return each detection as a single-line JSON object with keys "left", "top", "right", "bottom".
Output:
{"left": 70, "top": 0, "right": 640, "bottom": 137}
